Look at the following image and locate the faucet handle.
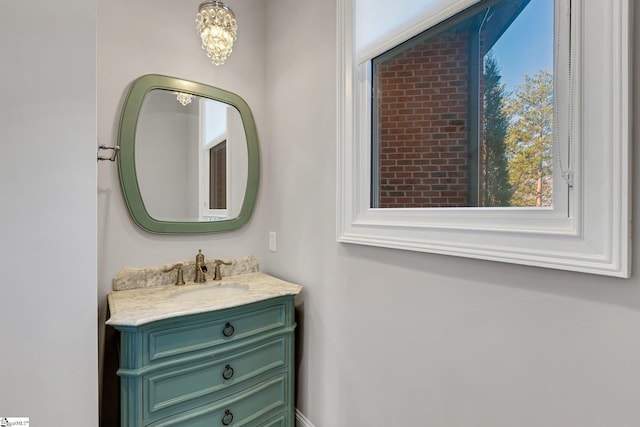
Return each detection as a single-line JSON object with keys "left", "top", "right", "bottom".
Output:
{"left": 163, "top": 263, "right": 186, "bottom": 286}
{"left": 212, "top": 259, "right": 232, "bottom": 281}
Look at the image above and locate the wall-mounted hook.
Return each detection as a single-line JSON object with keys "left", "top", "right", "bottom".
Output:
{"left": 97, "top": 138, "right": 119, "bottom": 162}
{"left": 98, "top": 144, "right": 120, "bottom": 162}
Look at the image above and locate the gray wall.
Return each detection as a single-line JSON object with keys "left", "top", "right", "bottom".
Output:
{"left": 264, "top": 1, "right": 640, "bottom": 426}
{"left": 0, "top": 1, "right": 98, "bottom": 424}
{"left": 97, "top": 0, "right": 269, "bottom": 365}
{"left": 97, "top": 3, "right": 269, "bottom": 420}
{"left": 93, "top": 1, "right": 640, "bottom": 426}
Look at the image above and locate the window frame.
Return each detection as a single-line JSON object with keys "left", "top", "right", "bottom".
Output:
{"left": 199, "top": 102, "right": 232, "bottom": 221}
{"left": 337, "top": 0, "right": 632, "bottom": 277}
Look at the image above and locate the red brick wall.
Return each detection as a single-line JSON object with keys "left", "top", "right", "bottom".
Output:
{"left": 375, "top": 31, "right": 470, "bottom": 208}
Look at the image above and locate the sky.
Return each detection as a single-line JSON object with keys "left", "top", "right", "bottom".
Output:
{"left": 489, "top": 0, "right": 554, "bottom": 94}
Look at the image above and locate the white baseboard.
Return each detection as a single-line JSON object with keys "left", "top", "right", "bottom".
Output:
{"left": 296, "top": 408, "right": 316, "bottom": 427}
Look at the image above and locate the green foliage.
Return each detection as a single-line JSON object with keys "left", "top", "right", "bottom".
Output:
{"left": 505, "top": 70, "right": 554, "bottom": 207}
{"left": 481, "top": 54, "right": 512, "bottom": 206}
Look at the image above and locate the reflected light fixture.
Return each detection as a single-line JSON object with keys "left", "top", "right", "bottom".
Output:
{"left": 196, "top": 1, "right": 238, "bottom": 65}
{"left": 174, "top": 92, "right": 194, "bottom": 106}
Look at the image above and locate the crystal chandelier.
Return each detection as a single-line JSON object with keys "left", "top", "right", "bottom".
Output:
{"left": 196, "top": 1, "right": 238, "bottom": 65}
{"left": 174, "top": 92, "right": 194, "bottom": 106}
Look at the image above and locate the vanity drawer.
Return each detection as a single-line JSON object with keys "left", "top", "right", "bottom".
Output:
{"left": 147, "top": 374, "right": 288, "bottom": 427}
{"left": 258, "top": 413, "right": 287, "bottom": 427}
{"left": 145, "top": 302, "right": 287, "bottom": 363}
{"left": 144, "top": 337, "right": 288, "bottom": 423}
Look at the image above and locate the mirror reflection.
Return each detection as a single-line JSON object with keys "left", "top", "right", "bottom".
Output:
{"left": 136, "top": 89, "right": 248, "bottom": 222}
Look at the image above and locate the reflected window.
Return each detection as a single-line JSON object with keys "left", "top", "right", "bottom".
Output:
{"left": 199, "top": 98, "right": 230, "bottom": 221}
{"left": 371, "top": 0, "right": 554, "bottom": 208}
{"left": 209, "top": 141, "right": 227, "bottom": 209}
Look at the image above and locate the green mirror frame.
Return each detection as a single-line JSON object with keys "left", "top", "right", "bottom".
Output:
{"left": 117, "top": 74, "right": 259, "bottom": 234}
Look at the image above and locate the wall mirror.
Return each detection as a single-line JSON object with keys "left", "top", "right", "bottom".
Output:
{"left": 118, "top": 74, "right": 259, "bottom": 234}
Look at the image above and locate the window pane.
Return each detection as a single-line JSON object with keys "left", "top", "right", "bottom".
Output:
{"left": 372, "top": 0, "right": 554, "bottom": 208}
{"left": 209, "top": 141, "right": 227, "bottom": 209}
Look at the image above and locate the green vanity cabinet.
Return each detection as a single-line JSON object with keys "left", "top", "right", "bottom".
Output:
{"left": 112, "top": 296, "right": 297, "bottom": 427}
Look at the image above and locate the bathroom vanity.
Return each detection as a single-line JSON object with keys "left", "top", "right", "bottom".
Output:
{"left": 107, "top": 270, "right": 302, "bottom": 427}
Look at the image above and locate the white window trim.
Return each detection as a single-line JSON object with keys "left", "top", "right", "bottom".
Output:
{"left": 199, "top": 102, "right": 231, "bottom": 221}
{"left": 337, "top": 0, "right": 632, "bottom": 277}
{"left": 199, "top": 136, "right": 230, "bottom": 220}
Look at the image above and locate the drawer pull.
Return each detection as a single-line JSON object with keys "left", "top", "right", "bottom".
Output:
{"left": 222, "top": 322, "right": 235, "bottom": 337}
{"left": 221, "top": 409, "right": 234, "bottom": 425}
{"left": 222, "top": 364, "right": 235, "bottom": 380}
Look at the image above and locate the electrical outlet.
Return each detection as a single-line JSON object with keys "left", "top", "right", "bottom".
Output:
{"left": 268, "top": 231, "right": 277, "bottom": 252}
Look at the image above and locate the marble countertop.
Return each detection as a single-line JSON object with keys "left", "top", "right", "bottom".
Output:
{"left": 106, "top": 272, "right": 302, "bottom": 327}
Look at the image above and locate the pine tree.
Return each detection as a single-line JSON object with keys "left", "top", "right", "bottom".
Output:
{"left": 506, "top": 70, "right": 553, "bottom": 207}
{"left": 481, "top": 54, "right": 512, "bottom": 206}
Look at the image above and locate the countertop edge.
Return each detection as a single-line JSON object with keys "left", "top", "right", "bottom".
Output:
{"left": 106, "top": 272, "right": 302, "bottom": 328}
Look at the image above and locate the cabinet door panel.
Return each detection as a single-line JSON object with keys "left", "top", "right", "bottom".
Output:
{"left": 148, "top": 375, "right": 287, "bottom": 427}
{"left": 258, "top": 413, "right": 287, "bottom": 426}
{"left": 145, "top": 337, "right": 288, "bottom": 423}
{"left": 147, "top": 304, "right": 287, "bottom": 362}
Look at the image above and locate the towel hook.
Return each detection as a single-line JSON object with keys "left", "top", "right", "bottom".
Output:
{"left": 97, "top": 138, "right": 120, "bottom": 162}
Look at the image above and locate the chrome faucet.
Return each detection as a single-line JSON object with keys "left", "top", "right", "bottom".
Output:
{"left": 195, "top": 249, "right": 208, "bottom": 283}
{"left": 213, "top": 259, "right": 231, "bottom": 281}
